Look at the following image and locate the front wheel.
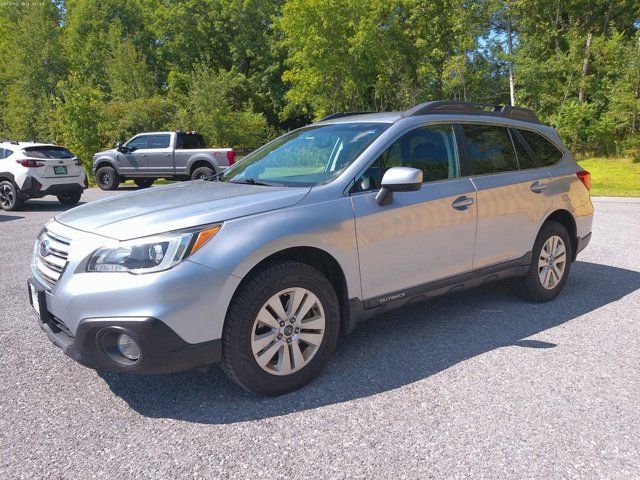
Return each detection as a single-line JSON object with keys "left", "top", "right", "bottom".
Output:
{"left": 57, "top": 190, "right": 82, "bottom": 206}
{"left": 512, "top": 220, "right": 572, "bottom": 302}
{"left": 96, "top": 166, "right": 121, "bottom": 190}
{"left": 221, "top": 260, "right": 340, "bottom": 396}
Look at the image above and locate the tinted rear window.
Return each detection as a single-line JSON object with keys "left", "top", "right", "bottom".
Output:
{"left": 23, "top": 146, "right": 74, "bottom": 159}
{"left": 177, "top": 133, "right": 206, "bottom": 149}
{"left": 518, "top": 130, "right": 563, "bottom": 167}
{"left": 0, "top": 148, "right": 13, "bottom": 159}
{"left": 510, "top": 130, "right": 538, "bottom": 169}
{"left": 463, "top": 125, "right": 518, "bottom": 175}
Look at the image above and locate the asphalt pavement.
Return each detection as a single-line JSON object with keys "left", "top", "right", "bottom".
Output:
{"left": 1, "top": 189, "right": 639, "bottom": 479}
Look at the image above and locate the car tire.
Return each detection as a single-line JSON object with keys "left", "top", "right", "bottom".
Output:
{"left": 96, "top": 166, "right": 121, "bottom": 190}
{"left": 134, "top": 178, "right": 154, "bottom": 188}
{"left": 191, "top": 166, "right": 214, "bottom": 180}
{"left": 512, "top": 220, "right": 572, "bottom": 302}
{"left": 221, "top": 260, "right": 340, "bottom": 396}
{"left": 0, "top": 180, "right": 24, "bottom": 211}
{"left": 57, "top": 190, "right": 82, "bottom": 206}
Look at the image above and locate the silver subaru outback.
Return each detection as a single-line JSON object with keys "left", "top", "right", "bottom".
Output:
{"left": 28, "top": 101, "right": 593, "bottom": 396}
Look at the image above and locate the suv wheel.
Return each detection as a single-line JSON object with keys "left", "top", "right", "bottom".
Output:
{"left": 96, "top": 166, "right": 121, "bottom": 190}
{"left": 0, "top": 181, "right": 23, "bottom": 211}
{"left": 134, "top": 178, "right": 154, "bottom": 188}
{"left": 57, "top": 191, "right": 82, "bottom": 206}
{"left": 191, "top": 166, "right": 214, "bottom": 180}
{"left": 512, "top": 220, "right": 572, "bottom": 302}
{"left": 221, "top": 260, "right": 340, "bottom": 396}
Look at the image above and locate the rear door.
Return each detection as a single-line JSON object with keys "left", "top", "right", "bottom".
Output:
{"left": 121, "top": 135, "right": 150, "bottom": 173}
{"left": 462, "top": 123, "right": 552, "bottom": 268}
{"left": 145, "top": 134, "right": 174, "bottom": 176}
{"left": 351, "top": 124, "right": 477, "bottom": 302}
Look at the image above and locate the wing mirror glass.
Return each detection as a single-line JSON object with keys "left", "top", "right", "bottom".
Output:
{"left": 115, "top": 141, "right": 128, "bottom": 153}
{"left": 375, "top": 167, "right": 423, "bottom": 206}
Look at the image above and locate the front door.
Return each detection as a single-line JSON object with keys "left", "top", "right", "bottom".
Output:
{"left": 120, "top": 134, "right": 150, "bottom": 174}
{"left": 351, "top": 124, "right": 477, "bottom": 303}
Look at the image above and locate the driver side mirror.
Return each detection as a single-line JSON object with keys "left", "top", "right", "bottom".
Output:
{"left": 375, "top": 167, "right": 423, "bottom": 206}
{"left": 115, "top": 141, "right": 127, "bottom": 153}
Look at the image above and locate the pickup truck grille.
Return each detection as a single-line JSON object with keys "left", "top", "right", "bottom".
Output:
{"left": 33, "top": 229, "right": 71, "bottom": 288}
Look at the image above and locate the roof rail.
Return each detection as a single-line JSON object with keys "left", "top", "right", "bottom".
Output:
{"left": 403, "top": 101, "right": 540, "bottom": 124}
{"left": 318, "top": 111, "right": 375, "bottom": 122}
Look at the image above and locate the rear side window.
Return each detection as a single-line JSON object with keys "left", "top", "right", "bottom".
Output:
{"left": 149, "top": 134, "right": 171, "bottom": 149}
{"left": 510, "top": 130, "right": 538, "bottom": 169}
{"left": 518, "top": 130, "right": 563, "bottom": 167}
{"left": 463, "top": 125, "right": 518, "bottom": 175}
{"left": 177, "top": 133, "right": 205, "bottom": 149}
{"left": 22, "top": 146, "right": 74, "bottom": 159}
{"left": 0, "top": 148, "right": 13, "bottom": 159}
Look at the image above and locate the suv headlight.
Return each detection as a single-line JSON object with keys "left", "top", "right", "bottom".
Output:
{"left": 87, "top": 225, "right": 220, "bottom": 274}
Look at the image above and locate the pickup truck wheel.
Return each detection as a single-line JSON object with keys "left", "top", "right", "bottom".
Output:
{"left": 57, "top": 191, "right": 82, "bottom": 206}
{"left": 191, "top": 166, "right": 214, "bottom": 180}
{"left": 134, "top": 178, "right": 154, "bottom": 188}
{"left": 96, "top": 166, "right": 121, "bottom": 191}
{"left": 221, "top": 260, "right": 340, "bottom": 396}
{"left": 0, "top": 181, "right": 23, "bottom": 211}
{"left": 511, "top": 220, "right": 572, "bottom": 302}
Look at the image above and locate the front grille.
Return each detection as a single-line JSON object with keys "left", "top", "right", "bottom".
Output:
{"left": 33, "top": 229, "right": 71, "bottom": 288}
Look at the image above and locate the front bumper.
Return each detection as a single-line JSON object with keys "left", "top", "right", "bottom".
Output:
{"left": 28, "top": 277, "right": 222, "bottom": 373}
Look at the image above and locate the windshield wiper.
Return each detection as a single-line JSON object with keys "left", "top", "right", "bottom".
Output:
{"left": 229, "top": 178, "right": 284, "bottom": 187}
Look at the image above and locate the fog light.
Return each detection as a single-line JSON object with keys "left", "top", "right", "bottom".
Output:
{"left": 116, "top": 333, "right": 140, "bottom": 361}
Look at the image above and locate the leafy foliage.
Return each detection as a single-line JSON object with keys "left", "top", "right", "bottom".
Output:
{"left": 0, "top": 0, "right": 639, "bottom": 168}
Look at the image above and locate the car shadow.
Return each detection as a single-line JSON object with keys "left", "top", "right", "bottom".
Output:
{"left": 99, "top": 261, "right": 640, "bottom": 424}
{"left": 0, "top": 214, "right": 24, "bottom": 222}
{"left": 19, "top": 200, "right": 87, "bottom": 212}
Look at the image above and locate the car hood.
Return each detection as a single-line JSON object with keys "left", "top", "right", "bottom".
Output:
{"left": 95, "top": 148, "right": 117, "bottom": 157}
{"left": 55, "top": 181, "right": 311, "bottom": 240}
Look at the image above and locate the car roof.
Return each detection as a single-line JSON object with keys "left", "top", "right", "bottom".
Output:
{"left": 0, "top": 141, "right": 59, "bottom": 148}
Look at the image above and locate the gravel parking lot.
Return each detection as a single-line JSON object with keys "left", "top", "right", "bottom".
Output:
{"left": 1, "top": 189, "right": 639, "bottom": 479}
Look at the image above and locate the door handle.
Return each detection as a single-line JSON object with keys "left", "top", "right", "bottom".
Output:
{"left": 140, "top": 153, "right": 146, "bottom": 157}
{"left": 163, "top": 153, "right": 170, "bottom": 157}
{"left": 452, "top": 196, "right": 475, "bottom": 210}
{"left": 530, "top": 181, "right": 546, "bottom": 193}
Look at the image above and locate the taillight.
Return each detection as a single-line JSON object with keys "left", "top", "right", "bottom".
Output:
{"left": 17, "top": 159, "right": 45, "bottom": 168}
{"left": 577, "top": 170, "right": 591, "bottom": 191}
{"left": 226, "top": 150, "right": 236, "bottom": 166}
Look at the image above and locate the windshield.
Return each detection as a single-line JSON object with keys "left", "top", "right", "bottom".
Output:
{"left": 220, "top": 122, "right": 389, "bottom": 186}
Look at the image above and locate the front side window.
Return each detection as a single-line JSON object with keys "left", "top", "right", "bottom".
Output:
{"left": 518, "top": 129, "right": 563, "bottom": 167}
{"left": 149, "top": 134, "right": 171, "bottom": 149}
{"left": 220, "top": 122, "right": 389, "bottom": 187}
{"left": 126, "top": 135, "right": 150, "bottom": 151}
{"left": 463, "top": 124, "right": 518, "bottom": 175}
{"left": 22, "top": 146, "right": 74, "bottom": 159}
{"left": 353, "top": 124, "right": 459, "bottom": 192}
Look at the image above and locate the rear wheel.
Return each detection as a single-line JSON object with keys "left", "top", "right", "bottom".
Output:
{"left": 221, "top": 260, "right": 340, "bottom": 396}
{"left": 512, "top": 220, "right": 572, "bottom": 302}
{"left": 134, "top": 178, "right": 154, "bottom": 188}
{"left": 57, "top": 190, "right": 82, "bottom": 206}
{"left": 96, "top": 166, "right": 121, "bottom": 190}
{"left": 0, "top": 181, "right": 23, "bottom": 211}
{"left": 191, "top": 166, "right": 214, "bottom": 180}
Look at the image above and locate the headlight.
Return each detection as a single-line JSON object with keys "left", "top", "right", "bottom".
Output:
{"left": 87, "top": 225, "right": 220, "bottom": 274}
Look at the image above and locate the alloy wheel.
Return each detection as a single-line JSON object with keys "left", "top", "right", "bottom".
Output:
{"left": 250, "top": 287, "right": 326, "bottom": 376}
{"left": 0, "top": 184, "right": 15, "bottom": 209}
{"left": 538, "top": 235, "right": 567, "bottom": 290}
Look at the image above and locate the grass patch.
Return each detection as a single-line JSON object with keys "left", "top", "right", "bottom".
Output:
{"left": 577, "top": 157, "right": 640, "bottom": 197}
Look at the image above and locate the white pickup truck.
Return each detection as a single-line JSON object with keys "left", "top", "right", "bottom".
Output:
{"left": 92, "top": 131, "right": 235, "bottom": 190}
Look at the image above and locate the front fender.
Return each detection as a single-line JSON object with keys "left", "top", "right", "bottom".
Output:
{"left": 188, "top": 196, "right": 361, "bottom": 301}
